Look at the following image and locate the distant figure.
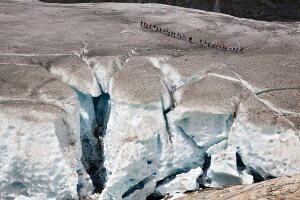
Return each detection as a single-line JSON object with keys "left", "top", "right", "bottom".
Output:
{"left": 204, "top": 40, "right": 207, "bottom": 44}
{"left": 188, "top": 36, "right": 193, "bottom": 43}
{"left": 240, "top": 47, "right": 244, "bottom": 52}
{"left": 141, "top": 21, "right": 144, "bottom": 27}
{"left": 208, "top": 42, "right": 211, "bottom": 47}
{"left": 212, "top": 43, "right": 215, "bottom": 48}
{"left": 199, "top": 39, "right": 202, "bottom": 43}
{"left": 149, "top": 24, "right": 152, "bottom": 29}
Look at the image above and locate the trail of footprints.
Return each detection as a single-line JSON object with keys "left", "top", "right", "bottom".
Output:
{"left": 141, "top": 20, "right": 244, "bottom": 53}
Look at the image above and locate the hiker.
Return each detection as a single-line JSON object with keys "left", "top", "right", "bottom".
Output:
{"left": 240, "top": 47, "right": 244, "bottom": 52}
{"left": 149, "top": 24, "right": 152, "bottom": 29}
{"left": 141, "top": 20, "right": 144, "bottom": 27}
{"left": 188, "top": 36, "right": 193, "bottom": 43}
{"left": 199, "top": 39, "right": 202, "bottom": 43}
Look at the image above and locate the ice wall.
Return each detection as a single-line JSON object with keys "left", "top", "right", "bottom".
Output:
{"left": 0, "top": 103, "right": 78, "bottom": 199}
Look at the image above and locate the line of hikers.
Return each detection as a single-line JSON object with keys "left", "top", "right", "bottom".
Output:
{"left": 140, "top": 20, "right": 244, "bottom": 53}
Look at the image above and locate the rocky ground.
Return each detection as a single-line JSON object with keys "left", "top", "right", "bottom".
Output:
{"left": 0, "top": 0, "right": 299, "bottom": 199}
{"left": 167, "top": 175, "right": 300, "bottom": 200}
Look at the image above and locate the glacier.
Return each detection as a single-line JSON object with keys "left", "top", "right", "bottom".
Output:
{"left": 0, "top": 1, "right": 299, "bottom": 200}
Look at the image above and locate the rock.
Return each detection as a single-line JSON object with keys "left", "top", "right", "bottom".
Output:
{"left": 172, "top": 175, "right": 300, "bottom": 200}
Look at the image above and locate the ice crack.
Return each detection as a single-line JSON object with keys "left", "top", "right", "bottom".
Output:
{"left": 256, "top": 87, "right": 300, "bottom": 96}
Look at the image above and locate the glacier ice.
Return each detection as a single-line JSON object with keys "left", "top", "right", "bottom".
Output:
{"left": 205, "top": 141, "right": 253, "bottom": 187}
{"left": 49, "top": 55, "right": 101, "bottom": 97}
{"left": 169, "top": 109, "right": 232, "bottom": 148}
{"left": 100, "top": 100, "right": 167, "bottom": 199}
{"left": 99, "top": 58, "right": 207, "bottom": 199}
{"left": 155, "top": 167, "right": 203, "bottom": 196}
{"left": 2, "top": 55, "right": 299, "bottom": 200}
{"left": 100, "top": 99, "right": 206, "bottom": 200}
{"left": 83, "top": 50, "right": 134, "bottom": 93}
{"left": 0, "top": 103, "right": 78, "bottom": 199}
{"left": 228, "top": 119, "right": 300, "bottom": 179}
{"left": 96, "top": 56, "right": 300, "bottom": 199}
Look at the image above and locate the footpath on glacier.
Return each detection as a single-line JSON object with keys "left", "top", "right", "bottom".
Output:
{"left": 0, "top": 0, "right": 299, "bottom": 199}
